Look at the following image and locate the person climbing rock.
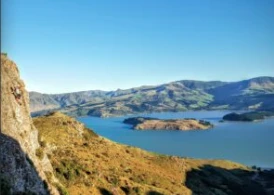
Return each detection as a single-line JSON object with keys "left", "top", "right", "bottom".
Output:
{"left": 11, "top": 86, "right": 22, "bottom": 105}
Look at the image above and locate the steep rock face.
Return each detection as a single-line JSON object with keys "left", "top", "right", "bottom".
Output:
{"left": 0, "top": 54, "right": 59, "bottom": 194}
{"left": 0, "top": 133, "right": 47, "bottom": 194}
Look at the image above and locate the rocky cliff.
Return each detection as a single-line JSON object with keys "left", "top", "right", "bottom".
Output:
{"left": 0, "top": 54, "right": 59, "bottom": 194}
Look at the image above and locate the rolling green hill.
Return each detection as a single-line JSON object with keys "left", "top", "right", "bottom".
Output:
{"left": 30, "top": 77, "right": 274, "bottom": 117}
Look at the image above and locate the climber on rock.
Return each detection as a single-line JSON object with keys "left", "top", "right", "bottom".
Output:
{"left": 11, "top": 86, "right": 22, "bottom": 105}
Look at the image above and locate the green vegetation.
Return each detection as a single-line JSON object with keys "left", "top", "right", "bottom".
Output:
{"left": 123, "top": 117, "right": 157, "bottom": 126}
{"left": 198, "top": 120, "right": 212, "bottom": 126}
{"left": 54, "top": 183, "right": 69, "bottom": 195}
{"left": 223, "top": 111, "right": 274, "bottom": 122}
{"left": 36, "top": 147, "right": 44, "bottom": 159}
{"left": 54, "top": 160, "right": 83, "bottom": 183}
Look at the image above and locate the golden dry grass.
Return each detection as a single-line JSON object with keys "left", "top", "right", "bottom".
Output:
{"left": 135, "top": 119, "right": 212, "bottom": 130}
{"left": 34, "top": 112, "right": 260, "bottom": 195}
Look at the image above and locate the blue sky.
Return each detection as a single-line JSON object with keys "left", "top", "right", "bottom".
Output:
{"left": 2, "top": 0, "right": 274, "bottom": 93}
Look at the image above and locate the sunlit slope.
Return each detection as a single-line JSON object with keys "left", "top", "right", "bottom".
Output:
{"left": 33, "top": 112, "right": 271, "bottom": 195}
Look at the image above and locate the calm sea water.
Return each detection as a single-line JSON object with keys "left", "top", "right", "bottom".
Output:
{"left": 78, "top": 111, "right": 274, "bottom": 168}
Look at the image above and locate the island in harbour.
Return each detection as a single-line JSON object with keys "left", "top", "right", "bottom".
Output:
{"left": 123, "top": 117, "right": 213, "bottom": 130}
{"left": 223, "top": 111, "right": 274, "bottom": 122}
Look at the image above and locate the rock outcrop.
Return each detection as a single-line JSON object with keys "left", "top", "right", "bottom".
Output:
{"left": 0, "top": 54, "right": 59, "bottom": 194}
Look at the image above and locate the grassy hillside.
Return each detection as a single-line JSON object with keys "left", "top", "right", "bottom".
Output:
{"left": 209, "top": 77, "right": 274, "bottom": 110}
{"left": 33, "top": 112, "right": 273, "bottom": 195}
{"left": 30, "top": 77, "right": 274, "bottom": 117}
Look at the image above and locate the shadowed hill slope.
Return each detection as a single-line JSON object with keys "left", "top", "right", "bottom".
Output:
{"left": 209, "top": 77, "right": 274, "bottom": 110}
{"left": 185, "top": 165, "right": 268, "bottom": 195}
{"left": 33, "top": 111, "right": 272, "bottom": 195}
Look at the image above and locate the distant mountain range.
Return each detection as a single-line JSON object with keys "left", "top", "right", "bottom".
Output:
{"left": 30, "top": 76, "right": 274, "bottom": 117}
